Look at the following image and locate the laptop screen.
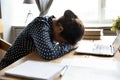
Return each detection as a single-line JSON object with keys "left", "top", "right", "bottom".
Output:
{"left": 112, "top": 34, "right": 120, "bottom": 51}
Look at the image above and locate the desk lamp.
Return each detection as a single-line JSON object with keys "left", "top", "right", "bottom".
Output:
{"left": 23, "top": 0, "right": 34, "bottom": 25}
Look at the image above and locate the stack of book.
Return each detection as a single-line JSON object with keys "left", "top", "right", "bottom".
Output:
{"left": 83, "top": 29, "right": 102, "bottom": 40}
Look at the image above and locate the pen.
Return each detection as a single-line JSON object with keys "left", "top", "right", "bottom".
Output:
{"left": 60, "top": 65, "right": 68, "bottom": 77}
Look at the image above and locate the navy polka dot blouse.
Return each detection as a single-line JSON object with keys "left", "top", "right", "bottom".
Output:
{"left": 0, "top": 16, "right": 72, "bottom": 70}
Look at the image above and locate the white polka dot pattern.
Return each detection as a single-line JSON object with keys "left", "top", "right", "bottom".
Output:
{"left": 0, "top": 16, "right": 72, "bottom": 70}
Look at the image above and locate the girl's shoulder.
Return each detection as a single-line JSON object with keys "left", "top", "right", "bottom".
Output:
{"left": 35, "top": 15, "right": 55, "bottom": 22}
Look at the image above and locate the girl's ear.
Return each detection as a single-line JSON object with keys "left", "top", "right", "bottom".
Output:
{"left": 58, "top": 26, "right": 64, "bottom": 33}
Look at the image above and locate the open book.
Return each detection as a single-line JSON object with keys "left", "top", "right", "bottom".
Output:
{"left": 5, "top": 60, "right": 65, "bottom": 80}
{"left": 61, "top": 57, "right": 120, "bottom": 80}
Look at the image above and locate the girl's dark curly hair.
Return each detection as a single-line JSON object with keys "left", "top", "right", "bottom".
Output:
{"left": 56, "top": 10, "right": 85, "bottom": 45}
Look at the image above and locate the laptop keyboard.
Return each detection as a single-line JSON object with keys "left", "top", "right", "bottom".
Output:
{"left": 93, "top": 44, "right": 114, "bottom": 53}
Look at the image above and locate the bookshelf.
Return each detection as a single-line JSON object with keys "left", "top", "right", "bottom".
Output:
{"left": 11, "top": 26, "right": 25, "bottom": 43}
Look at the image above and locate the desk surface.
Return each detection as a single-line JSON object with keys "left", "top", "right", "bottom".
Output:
{"left": 0, "top": 36, "right": 120, "bottom": 80}
{"left": 0, "top": 51, "right": 79, "bottom": 80}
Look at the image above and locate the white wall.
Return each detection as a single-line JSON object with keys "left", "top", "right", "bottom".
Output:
{"left": 1, "top": 0, "right": 39, "bottom": 43}
{"left": 1, "top": 0, "right": 13, "bottom": 42}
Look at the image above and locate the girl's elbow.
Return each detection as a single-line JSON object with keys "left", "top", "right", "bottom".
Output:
{"left": 41, "top": 53, "right": 60, "bottom": 60}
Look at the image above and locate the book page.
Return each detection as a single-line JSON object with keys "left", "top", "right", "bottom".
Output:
{"left": 61, "top": 57, "right": 120, "bottom": 80}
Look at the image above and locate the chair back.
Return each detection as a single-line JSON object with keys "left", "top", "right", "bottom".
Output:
{"left": 0, "top": 38, "right": 11, "bottom": 57}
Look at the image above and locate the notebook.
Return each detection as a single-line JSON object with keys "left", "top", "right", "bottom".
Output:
{"left": 61, "top": 57, "right": 120, "bottom": 80}
{"left": 75, "top": 35, "right": 120, "bottom": 56}
{"left": 61, "top": 66, "right": 120, "bottom": 80}
{"left": 5, "top": 60, "right": 65, "bottom": 80}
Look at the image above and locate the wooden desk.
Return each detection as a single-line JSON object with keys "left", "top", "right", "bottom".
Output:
{"left": 0, "top": 36, "right": 120, "bottom": 80}
{"left": 0, "top": 51, "right": 82, "bottom": 80}
{"left": 0, "top": 51, "right": 120, "bottom": 80}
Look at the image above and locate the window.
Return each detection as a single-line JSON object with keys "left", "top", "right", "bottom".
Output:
{"left": 105, "top": 0, "right": 120, "bottom": 20}
{"left": 47, "top": 0, "right": 120, "bottom": 25}
{"left": 12, "top": 0, "right": 120, "bottom": 26}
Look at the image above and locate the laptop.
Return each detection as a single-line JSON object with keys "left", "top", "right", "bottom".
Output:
{"left": 75, "top": 35, "right": 120, "bottom": 56}
{"left": 5, "top": 60, "right": 65, "bottom": 80}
